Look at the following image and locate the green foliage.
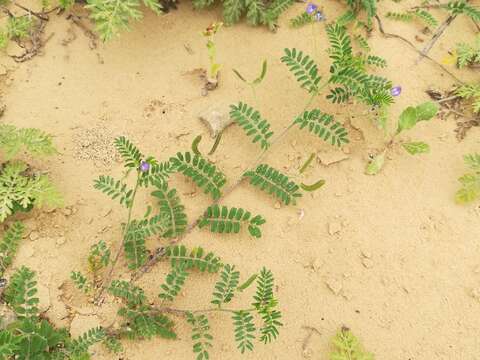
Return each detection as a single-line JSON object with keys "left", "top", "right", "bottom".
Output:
{"left": 68, "top": 327, "right": 106, "bottom": 357}
{"left": 59, "top": 0, "right": 75, "bottom": 10}
{"left": 88, "top": 240, "right": 111, "bottom": 273}
{"left": 353, "top": 34, "right": 370, "bottom": 52}
{"left": 103, "top": 335, "right": 123, "bottom": 353}
{"left": 294, "top": 109, "right": 349, "bottom": 146}
{"left": 330, "top": 327, "right": 374, "bottom": 360}
{"left": 230, "top": 102, "right": 274, "bottom": 150}
{"left": 223, "top": 0, "right": 246, "bottom": 25}
{"left": 290, "top": 12, "right": 314, "bottom": 28}
{"left": 165, "top": 245, "right": 222, "bottom": 273}
{"left": 232, "top": 310, "right": 256, "bottom": 353}
{"left": 386, "top": 10, "right": 438, "bottom": 28}
{"left": 7, "top": 16, "right": 33, "bottom": 39}
{"left": 170, "top": 152, "right": 227, "bottom": 200}
{"left": 199, "top": 204, "right": 266, "bottom": 238}
{"left": 455, "top": 153, "right": 480, "bottom": 204}
{"left": 123, "top": 221, "right": 148, "bottom": 270}
{"left": 0, "top": 124, "right": 57, "bottom": 160}
{"left": 211, "top": 264, "right": 240, "bottom": 306}
{"left": 0, "top": 221, "right": 24, "bottom": 276}
{"left": 339, "top": 0, "right": 377, "bottom": 28}
{"left": 456, "top": 83, "right": 480, "bottom": 113}
{"left": 158, "top": 264, "right": 189, "bottom": 302}
{"left": 108, "top": 279, "right": 147, "bottom": 306}
{"left": 4, "top": 266, "right": 39, "bottom": 321}
{"left": 252, "top": 267, "right": 282, "bottom": 344}
{"left": 94, "top": 175, "right": 134, "bottom": 208}
{"left": 85, "top": 0, "right": 161, "bottom": 41}
{"left": 115, "top": 136, "right": 142, "bottom": 169}
{"left": 151, "top": 181, "right": 187, "bottom": 238}
{"left": 233, "top": 59, "right": 268, "bottom": 86}
{"left": 456, "top": 36, "right": 480, "bottom": 68}
{"left": 186, "top": 313, "right": 213, "bottom": 360}
{"left": 326, "top": 23, "right": 393, "bottom": 109}
{"left": 244, "top": 164, "right": 302, "bottom": 205}
{"left": 281, "top": 48, "right": 322, "bottom": 94}
{"left": 396, "top": 101, "right": 439, "bottom": 134}
{"left": 118, "top": 305, "right": 176, "bottom": 340}
{"left": 445, "top": 0, "right": 480, "bottom": 21}
{"left": 401, "top": 141, "right": 429, "bottom": 155}
{"left": 366, "top": 55, "right": 387, "bottom": 68}
{"left": 0, "top": 330, "right": 20, "bottom": 358}
{"left": 70, "top": 271, "right": 92, "bottom": 293}
{"left": 245, "top": 0, "right": 266, "bottom": 26}
{"left": 365, "top": 151, "right": 385, "bottom": 175}
{"left": 262, "top": 0, "right": 295, "bottom": 30}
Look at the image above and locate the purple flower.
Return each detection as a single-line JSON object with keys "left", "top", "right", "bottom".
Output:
{"left": 390, "top": 86, "right": 402, "bottom": 97}
{"left": 314, "top": 11, "right": 325, "bottom": 21}
{"left": 139, "top": 161, "right": 150, "bottom": 173}
{"left": 306, "top": 2, "right": 318, "bottom": 14}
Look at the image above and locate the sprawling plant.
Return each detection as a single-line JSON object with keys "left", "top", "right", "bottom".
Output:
{"left": 329, "top": 327, "right": 374, "bottom": 360}
{"left": 336, "top": 0, "right": 377, "bottom": 29}
{"left": 455, "top": 153, "right": 480, "bottom": 204}
{"left": 1, "top": 266, "right": 105, "bottom": 359}
{"left": 0, "top": 14, "right": 34, "bottom": 50}
{"left": 455, "top": 36, "right": 480, "bottom": 68}
{"left": 455, "top": 83, "right": 480, "bottom": 114}
{"left": 365, "top": 101, "right": 439, "bottom": 175}
{"left": 0, "top": 124, "right": 62, "bottom": 222}
{"left": 386, "top": 9, "right": 438, "bottom": 28}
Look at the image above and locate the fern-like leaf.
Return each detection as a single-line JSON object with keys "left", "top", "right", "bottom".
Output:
{"left": 0, "top": 125, "right": 57, "bottom": 160}
{"left": 366, "top": 55, "right": 387, "bottom": 68}
{"left": 326, "top": 23, "right": 353, "bottom": 66}
{"left": 281, "top": 48, "right": 322, "bottom": 94}
{"left": 199, "top": 204, "right": 266, "bottom": 238}
{"left": 187, "top": 313, "right": 213, "bottom": 360}
{"left": 139, "top": 159, "right": 177, "bottom": 187}
{"left": 244, "top": 164, "right": 302, "bottom": 205}
{"left": 70, "top": 271, "right": 92, "bottom": 294}
{"left": 230, "top": 102, "right": 274, "bottom": 150}
{"left": 455, "top": 153, "right": 480, "bottom": 204}
{"left": 158, "top": 264, "right": 189, "bottom": 302}
{"left": 103, "top": 335, "right": 123, "bottom": 353}
{"left": 170, "top": 152, "right": 227, "bottom": 200}
{"left": 330, "top": 326, "right": 374, "bottom": 360}
{"left": 294, "top": 109, "right": 349, "bottom": 146}
{"left": 119, "top": 305, "right": 177, "bottom": 340}
{"left": 0, "top": 221, "right": 24, "bottom": 276}
{"left": 232, "top": 310, "right": 256, "bottom": 353}
{"left": 68, "top": 327, "right": 106, "bottom": 357}
{"left": 386, "top": 11, "right": 413, "bottom": 22}
{"left": 151, "top": 182, "right": 187, "bottom": 238}
{"left": 211, "top": 264, "right": 240, "bottom": 306}
{"left": 245, "top": 0, "right": 266, "bottom": 25}
{"left": 290, "top": 12, "right": 314, "bottom": 28}
{"left": 165, "top": 245, "right": 222, "bottom": 273}
{"left": 114, "top": 136, "right": 142, "bottom": 168}
{"left": 123, "top": 221, "right": 148, "bottom": 270}
{"left": 94, "top": 175, "right": 134, "bottom": 208}
{"left": 108, "top": 279, "right": 147, "bottom": 306}
{"left": 0, "top": 330, "right": 19, "bottom": 358}
{"left": 4, "top": 266, "right": 39, "bottom": 320}
{"left": 414, "top": 9, "right": 438, "bottom": 27}
{"left": 223, "top": 0, "right": 246, "bottom": 25}
{"left": 263, "top": 0, "right": 294, "bottom": 30}
{"left": 252, "top": 267, "right": 282, "bottom": 344}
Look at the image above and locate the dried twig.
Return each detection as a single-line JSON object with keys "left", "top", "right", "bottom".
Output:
{"left": 416, "top": 14, "right": 457, "bottom": 64}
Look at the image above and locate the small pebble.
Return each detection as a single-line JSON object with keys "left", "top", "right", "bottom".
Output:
{"left": 29, "top": 231, "right": 40, "bottom": 241}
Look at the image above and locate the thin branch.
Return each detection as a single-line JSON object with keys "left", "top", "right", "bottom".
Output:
{"left": 416, "top": 13, "right": 457, "bottom": 64}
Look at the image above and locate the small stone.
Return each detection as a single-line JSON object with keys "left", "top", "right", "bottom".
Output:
{"left": 29, "top": 231, "right": 40, "bottom": 241}
{"left": 56, "top": 236, "right": 66, "bottom": 246}
{"left": 328, "top": 222, "right": 342, "bottom": 235}
{"left": 274, "top": 202, "right": 281, "bottom": 209}
{"left": 361, "top": 251, "right": 372, "bottom": 259}
{"left": 362, "top": 258, "right": 374, "bottom": 269}
{"left": 198, "top": 104, "right": 234, "bottom": 138}
{"left": 312, "top": 258, "right": 323, "bottom": 271}
{"left": 61, "top": 207, "right": 73, "bottom": 216}
{"left": 325, "top": 278, "right": 342, "bottom": 295}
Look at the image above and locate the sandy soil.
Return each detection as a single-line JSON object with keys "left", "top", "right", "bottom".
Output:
{"left": 1, "top": 0, "right": 480, "bottom": 359}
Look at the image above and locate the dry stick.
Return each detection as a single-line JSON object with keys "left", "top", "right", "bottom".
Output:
{"left": 416, "top": 13, "right": 457, "bottom": 64}
{"left": 374, "top": 15, "right": 465, "bottom": 84}
{"left": 132, "top": 92, "right": 319, "bottom": 281}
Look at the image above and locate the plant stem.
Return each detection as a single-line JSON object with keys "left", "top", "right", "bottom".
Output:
{"left": 155, "top": 306, "right": 257, "bottom": 317}
{"left": 133, "top": 89, "right": 322, "bottom": 281}
{"left": 95, "top": 171, "right": 141, "bottom": 303}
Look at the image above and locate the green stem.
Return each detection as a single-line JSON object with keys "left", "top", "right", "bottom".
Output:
{"left": 95, "top": 170, "right": 141, "bottom": 303}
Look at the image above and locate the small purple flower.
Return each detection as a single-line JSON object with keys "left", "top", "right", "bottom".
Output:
{"left": 306, "top": 2, "right": 318, "bottom": 14}
{"left": 390, "top": 86, "right": 402, "bottom": 97}
{"left": 139, "top": 160, "right": 150, "bottom": 173}
{"left": 314, "top": 11, "right": 325, "bottom": 22}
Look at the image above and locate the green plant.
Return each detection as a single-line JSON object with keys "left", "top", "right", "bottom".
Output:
{"left": 194, "top": 0, "right": 294, "bottom": 30}
{"left": 202, "top": 22, "right": 223, "bottom": 88}
{"left": 456, "top": 36, "right": 480, "bottom": 68}
{"left": 455, "top": 153, "right": 480, "bottom": 204}
{"left": 1, "top": 266, "right": 105, "bottom": 359}
{"left": 0, "top": 124, "right": 61, "bottom": 222}
{"left": 445, "top": 0, "right": 480, "bottom": 21}
{"left": 0, "top": 222, "right": 24, "bottom": 277}
{"left": 337, "top": 0, "right": 377, "bottom": 29}
{"left": 455, "top": 83, "right": 480, "bottom": 114}
{"left": 366, "top": 101, "right": 439, "bottom": 175}
{"left": 386, "top": 9, "right": 438, "bottom": 28}
{"left": 0, "top": 15, "right": 34, "bottom": 50}
{"left": 330, "top": 326, "right": 374, "bottom": 360}
{"left": 232, "top": 59, "right": 268, "bottom": 102}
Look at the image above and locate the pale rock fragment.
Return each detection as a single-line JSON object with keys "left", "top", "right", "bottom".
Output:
{"left": 198, "top": 104, "right": 234, "bottom": 138}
